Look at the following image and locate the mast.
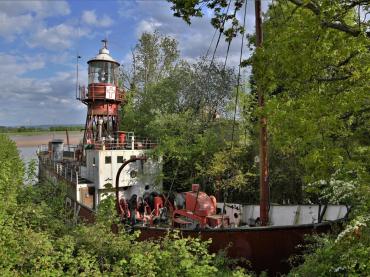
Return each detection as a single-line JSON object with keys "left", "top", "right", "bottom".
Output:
{"left": 255, "top": 0, "right": 269, "bottom": 226}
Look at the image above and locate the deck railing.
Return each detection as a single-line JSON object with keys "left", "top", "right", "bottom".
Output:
{"left": 90, "top": 138, "right": 158, "bottom": 150}
{"left": 39, "top": 157, "right": 79, "bottom": 186}
{"left": 37, "top": 132, "right": 158, "bottom": 158}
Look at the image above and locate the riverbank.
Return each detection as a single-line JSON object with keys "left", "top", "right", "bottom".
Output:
{"left": 8, "top": 131, "right": 83, "bottom": 147}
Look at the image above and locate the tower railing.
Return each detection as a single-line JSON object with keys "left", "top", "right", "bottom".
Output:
{"left": 77, "top": 84, "right": 124, "bottom": 102}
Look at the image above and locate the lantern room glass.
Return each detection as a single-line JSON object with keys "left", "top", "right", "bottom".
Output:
{"left": 88, "top": 61, "right": 118, "bottom": 85}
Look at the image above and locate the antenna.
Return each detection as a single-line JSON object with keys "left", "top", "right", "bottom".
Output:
{"left": 76, "top": 54, "right": 81, "bottom": 100}
{"left": 76, "top": 18, "right": 82, "bottom": 100}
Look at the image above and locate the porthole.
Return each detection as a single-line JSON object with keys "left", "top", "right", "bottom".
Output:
{"left": 130, "top": 170, "right": 137, "bottom": 178}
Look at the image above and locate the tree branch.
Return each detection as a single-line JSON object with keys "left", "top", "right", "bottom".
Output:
{"left": 316, "top": 75, "right": 352, "bottom": 82}
{"left": 286, "top": 0, "right": 368, "bottom": 38}
{"left": 321, "top": 21, "right": 361, "bottom": 37}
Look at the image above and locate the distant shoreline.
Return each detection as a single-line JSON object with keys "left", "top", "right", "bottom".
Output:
{"left": 7, "top": 131, "right": 83, "bottom": 147}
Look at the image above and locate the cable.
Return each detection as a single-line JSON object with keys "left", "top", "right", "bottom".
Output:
{"left": 231, "top": 0, "right": 248, "bottom": 146}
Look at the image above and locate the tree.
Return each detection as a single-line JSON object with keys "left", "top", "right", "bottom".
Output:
{"left": 121, "top": 31, "right": 179, "bottom": 93}
{"left": 252, "top": 1, "right": 369, "bottom": 196}
{"left": 120, "top": 31, "right": 182, "bottom": 136}
{"left": 120, "top": 32, "right": 243, "bottom": 195}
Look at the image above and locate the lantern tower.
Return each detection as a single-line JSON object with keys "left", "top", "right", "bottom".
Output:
{"left": 78, "top": 40, "right": 124, "bottom": 145}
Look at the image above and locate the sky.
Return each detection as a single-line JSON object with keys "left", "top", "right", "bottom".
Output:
{"left": 0, "top": 0, "right": 269, "bottom": 126}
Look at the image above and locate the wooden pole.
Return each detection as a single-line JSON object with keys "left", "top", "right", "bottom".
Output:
{"left": 255, "top": 0, "right": 269, "bottom": 226}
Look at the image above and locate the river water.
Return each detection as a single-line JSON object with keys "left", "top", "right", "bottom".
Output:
{"left": 9, "top": 132, "right": 83, "bottom": 182}
{"left": 18, "top": 146, "right": 38, "bottom": 163}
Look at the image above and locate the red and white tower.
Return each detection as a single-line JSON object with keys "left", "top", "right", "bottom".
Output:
{"left": 78, "top": 40, "right": 124, "bottom": 145}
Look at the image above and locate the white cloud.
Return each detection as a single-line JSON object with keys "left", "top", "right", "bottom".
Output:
{"left": 0, "top": 0, "right": 70, "bottom": 17}
{"left": 27, "top": 23, "right": 89, "bottom": 51}
{"left": 0, "top": 0, "right": 75, "bottom": 47}
{"left": 0, "top": 12, "right": 33, "bottom": 41}
{"left": 82, "top": 10, "right": 113, "bottom": 28}
{"left": 118, "top": 0, "right": 138, "bottom": 19}
{"left": 0, "top": 53, "right": 45, "bottom": 75}
{"left": 0, "top": 53, "right": 85, "bottom": 126}
{"left": 136, "top": 18, "right": 163, "bottom": 36}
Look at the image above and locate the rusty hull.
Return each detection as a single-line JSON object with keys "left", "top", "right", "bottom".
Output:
{"left": 135, "top": 222, "right": 337, "bottom": 275}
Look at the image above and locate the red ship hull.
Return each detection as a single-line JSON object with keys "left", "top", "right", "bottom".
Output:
{"left": 135, "top": 221, "right": 339, "bottom": 275}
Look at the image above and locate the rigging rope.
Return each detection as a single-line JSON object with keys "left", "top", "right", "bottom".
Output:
{"left": 211, "top": 0, "right": 232, "bottom": 65}
{"left": 231, "top": 0, "right": 248, "bottom": 146}
{"left": 223, "top": 39, "right": 232, "bottom": 70}
{"left": 205, "top": 28, "right": 218, "bottom": 58}
{"left": 223, "top": 0, "right": 242, "bottom": 70}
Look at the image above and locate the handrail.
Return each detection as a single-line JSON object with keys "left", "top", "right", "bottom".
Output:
{"left": 77, "top": 84, "right": 124, "bottom": 102}
{"left": 39, "top": 158, "right": 79, "bottom": 185}
{"left": 87, "top": 140, "right": 158, "bottom": 150}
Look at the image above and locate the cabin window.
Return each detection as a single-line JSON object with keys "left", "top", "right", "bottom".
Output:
{"left": 105, "top": 156, "right": 112, "bottom": 164}
{"left": 117, "top": 156, "right": 124, "bottom": 163}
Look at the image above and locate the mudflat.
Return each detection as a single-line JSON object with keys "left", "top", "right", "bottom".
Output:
{"left": 9, "top": 132, "right": 83, "bottom": 147}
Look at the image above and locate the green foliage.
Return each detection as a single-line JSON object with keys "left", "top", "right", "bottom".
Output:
{"left": 0, "top": 134, "right": 24, "bottom": 215}
{"left": 252, "top": 1, "right": 370, "bottom": 202}
{"left": 206, "top": 146, "right": 257, "bottom": 193}
{"left": 148, "top": 111, "right": 225, "bottom": 191}
{"left": 289, "top": 216, "right": 370, "bottom": 276}
{"left": 169, "top": 0, "right": 246, "bottom": 42}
